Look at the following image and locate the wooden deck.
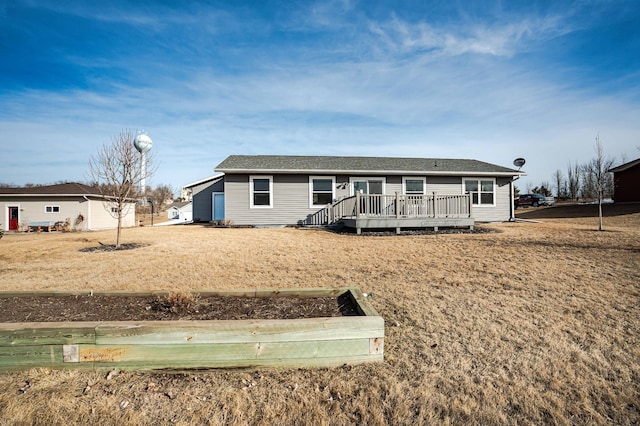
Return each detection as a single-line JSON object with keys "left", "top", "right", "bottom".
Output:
{"left": 303, "top": 193, "right": 474, "bottom": 234}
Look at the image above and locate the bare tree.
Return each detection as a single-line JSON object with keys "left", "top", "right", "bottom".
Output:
{"left": 567, "top": 162, "right": 581, "bottom": 201}
{"left": 552, "top": 169, "right": 564, "bottom": 199}
{"left": 586, "top": 134, "right": 615, "bottom": 231}
{"left": 150, "top": 184, "right": 175, "bottom": 215}
{"left": 88, "top": 129, "right": 156, "bottom": 248}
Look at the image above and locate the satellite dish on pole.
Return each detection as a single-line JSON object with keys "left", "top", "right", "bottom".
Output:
{"left": 513, "top": 157, "right": 526, "bottom": 170}
{"left": 134, "top": 131, "right": 152, "bottom": 192}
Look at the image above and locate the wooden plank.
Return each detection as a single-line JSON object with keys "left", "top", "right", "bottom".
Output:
{"left": 67, "top": 354, "right": 384, "bottom": 371}
{"left": 0, "top": 344, "right": 64, "bottom": 367}
{"left": 0, "top": 291, "right": 91, "bottom": 298}
{"left": 254, "top": 287, "right": 348, "bottom": 298}
{"left": 347, "top": 288, "right": 380, "bottom": 317}
{"left": 0, "top": 323, "right": 96, "bottom": 345}
{"left": 75, "top": 338, "right": 373, "bottom": 365}
{"left": 0, "top": 288, "right": 350, "bottom": 299}
{"left": 94, "top": 316, "right": 384, "bottom": 345}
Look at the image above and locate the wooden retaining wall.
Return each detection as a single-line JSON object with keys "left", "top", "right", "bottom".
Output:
{"left": 0, "top": 287, "right": 383, "bottom": 371}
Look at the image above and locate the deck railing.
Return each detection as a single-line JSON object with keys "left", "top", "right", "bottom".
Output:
{"left": 301, "top": 193, "right": 472, "bottom": 226}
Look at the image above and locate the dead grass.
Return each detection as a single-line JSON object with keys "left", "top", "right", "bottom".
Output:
{"left": 1, "top": 203, "right": 639, "bottom": 425}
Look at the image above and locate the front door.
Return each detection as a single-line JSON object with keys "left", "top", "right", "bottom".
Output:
{"left": 212, "top": 193, "right": 225, "bottom": 221}
{"left": 8, "top": 206, "right": 19, "bottom": 230}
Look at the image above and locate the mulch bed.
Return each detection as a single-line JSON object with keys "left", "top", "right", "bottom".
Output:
{"left": 79, "top": 243, "right": 149, "bottom": 252}
{"left": 0, "top": 294, "right": 359, "bottom": 322}
{"left": 335, "top": 225, "right": 498, "bottom": 236}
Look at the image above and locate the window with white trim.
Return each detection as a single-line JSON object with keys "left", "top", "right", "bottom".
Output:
{"left": 250, "top": 176, "right": 273, "bottom": 208}
{"left": 350, "top": 177, "right": 386, "bottom": 195}
{"left": 464, "top": 179, "right": 495, "bottom": 206}
{"left": 45, "top": 205, "right": 60, "bottom": 213}
{"left": 403, "top": 177, "right": 425, "bottom": 195}
{"left": 309, "top": 176, "right": 335, "bottom": 208}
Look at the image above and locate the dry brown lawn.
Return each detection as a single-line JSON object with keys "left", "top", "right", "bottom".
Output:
{"left": 0, "top": 203, "right": 639, "bottom": 425}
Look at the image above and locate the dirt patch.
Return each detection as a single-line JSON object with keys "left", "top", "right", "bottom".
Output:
{"left": 79, "top": 243, "right": 149, "bottom": 252}
{"left": 0, "top": 294, "right": 359, "bottom": 322}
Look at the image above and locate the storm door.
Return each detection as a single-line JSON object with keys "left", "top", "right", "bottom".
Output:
{"left": 8, "top": 206, "right": 19, "bottom": 230}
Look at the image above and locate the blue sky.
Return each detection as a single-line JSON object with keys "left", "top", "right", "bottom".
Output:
{"left": 1, "top": 0, "right": 639, "bottom": 194}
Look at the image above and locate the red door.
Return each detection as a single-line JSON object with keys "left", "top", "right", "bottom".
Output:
{"left": 8, "top": 207, "right": 18, "bottom": 231}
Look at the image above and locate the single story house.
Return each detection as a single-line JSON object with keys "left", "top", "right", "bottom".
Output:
{"left": 1, "top": 183, "right": 137, "bottom": 232}
{"left": 166, "top": 201, "right": 193, "bottom": 222}
{"left": 182, "top": 174, "right": 224, "bottom": 223}
{"left": 608, "top": 158, "right": 640, "bottom": 203}
{"left": 213, "top": 155, "right": 526, "bottom": 233}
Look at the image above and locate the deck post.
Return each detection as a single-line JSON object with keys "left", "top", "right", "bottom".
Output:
{"left": 395, "top": 192, "right": 400, "bottom": 218}
{"left": 433, "top": 192, "right": 437, "bottom": 218}
{"left": 356, "top": 191, "right": 361, "bottom": 219}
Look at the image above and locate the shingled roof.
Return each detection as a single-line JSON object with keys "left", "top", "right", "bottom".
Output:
{"left": 215, "top": 155, "right": 523, "bottom": 176}
{"left": 0, "top": 182, "right": 104, "bottom": 196}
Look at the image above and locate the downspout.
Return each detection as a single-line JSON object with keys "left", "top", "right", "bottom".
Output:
{"left": 83, "top": 196, "right": 91, "bottom": 230}
{"left": 509, "top": 175, "right": 520, "bottom": 222}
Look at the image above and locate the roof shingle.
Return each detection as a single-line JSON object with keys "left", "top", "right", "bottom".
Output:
{"left": 215, "top": 155, "right": 522, "bottom": 175}
{"left": 0, "top": 182, "right": 101, "bottom": 195}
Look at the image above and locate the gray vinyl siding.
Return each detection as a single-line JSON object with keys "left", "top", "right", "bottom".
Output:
{"left": 425, "top": 176, "right": 463, "bottom": 194}
{"left": 424, "top": 176, "right": 512, "bottom": 222}
{"left": 466, "top": 177, "right": 512, "bottom": 222}
{"left": 226, "top": 174, "right": 333, "bottom": 226}
{"left": 191, "top": 178, "right": 224, "bottom": 222}
{"left": 385, "top": 176, "right": 402, "bottom": 194}
{"left": 223, "top": 173, "right": 514, "bottom": 226}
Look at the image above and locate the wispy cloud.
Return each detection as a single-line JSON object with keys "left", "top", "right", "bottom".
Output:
{"left": 368, "top": 13, "right": 572, "bottom": 57}
{"left": 1, "top": 1, "right": 639, "bottom": 191}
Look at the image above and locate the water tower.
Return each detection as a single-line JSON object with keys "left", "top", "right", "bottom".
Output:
{"left": 134, "top": 131, "right": 152, "bottom": 192}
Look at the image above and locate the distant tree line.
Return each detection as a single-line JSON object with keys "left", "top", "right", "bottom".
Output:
{"left": 524, "top": 136, "right": 617, "bottom": 202}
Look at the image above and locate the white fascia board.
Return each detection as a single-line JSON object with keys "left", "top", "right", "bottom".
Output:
{"left": 182, "top": 173, "right": 224, "bottom": 189}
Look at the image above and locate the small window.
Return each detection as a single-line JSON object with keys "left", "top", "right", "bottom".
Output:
{"left": 404, "top": 178, "right": 425, "bottom": 195}
{"left": 250, "top": 176, "right": 273, "bottom": 208}
{"left": 45, "top": 206, "right": 60, "bottom": 213}
{"left": 309, "top": 177, "right": 335, "bottom": 207}
{"left": 111, "top": 207, "right": 119, "bottom": 213}
{"left": 464, "top": 179, "right": 495, "bottom": 206}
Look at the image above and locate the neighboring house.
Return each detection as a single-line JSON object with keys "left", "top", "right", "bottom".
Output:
{"left": 181, "top": 174, "right": 224, "bottom": 222}
{"left": 214, "top": 155, "right": 525, "bottom": 232}
{"left": 608, "top": 158, "right": 640, "bottom": 203}
{"left": 1, "top": 183, "right": 137, "bottom": 232}
{"left": 166, "top": 201, "right": 193, "bottom": 222}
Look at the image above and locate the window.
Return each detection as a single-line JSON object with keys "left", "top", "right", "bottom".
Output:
{"left": 309, "top": 177, "right": 335, "bottom": 208}
{"left": 45, "top": 206, "right": 60, "bottom": 213}
{"left": 250, "top": 176, "right": 273, "bottom": 208}
{"left": 350, "top": 178, "right": 385, "bottom": 195}
{"left": 464, "top": 179, "right": 495, "bottom": 206}
{"left": 403, "top": 178, "right": 425, "bottom": 195}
